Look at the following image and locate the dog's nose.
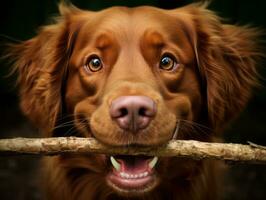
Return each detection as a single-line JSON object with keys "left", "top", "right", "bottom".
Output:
{"left": 110, "top": 96, "right": 156, "bottom": 133}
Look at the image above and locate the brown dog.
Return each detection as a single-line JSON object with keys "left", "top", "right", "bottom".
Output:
{"left": 8, "top": 2, "right": 260, "bottom": 200}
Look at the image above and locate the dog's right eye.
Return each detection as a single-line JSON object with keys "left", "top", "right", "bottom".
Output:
{"left": 84, "top": 56, "right": 103, "bottom": 73}
{"left": 159, "top": 54, "right": 179, "bottom": 71}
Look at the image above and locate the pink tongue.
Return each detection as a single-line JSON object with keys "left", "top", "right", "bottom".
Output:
{"left": 116, "top": 156, "right": 151, "bottom": 174}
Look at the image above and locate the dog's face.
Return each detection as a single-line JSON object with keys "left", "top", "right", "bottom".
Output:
{"left": 68, "top": 7, "right": 201, "bottom": 145}
{"left": 10, "top": 3, "right": 259, "bottom": 199}
{"left": 65, "top": 6, "right": 202, "bottom": 194}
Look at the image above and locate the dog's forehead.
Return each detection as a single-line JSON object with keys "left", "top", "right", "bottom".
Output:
{"left": 99, "top": 6, "right": 181, "bottom": 33}
{"left": 76, "top": 6, "right": 190, "bottom": 48}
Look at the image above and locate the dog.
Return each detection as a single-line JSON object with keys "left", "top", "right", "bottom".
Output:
{"left": 8, "top": 2, "right": 261, "bottom": 200}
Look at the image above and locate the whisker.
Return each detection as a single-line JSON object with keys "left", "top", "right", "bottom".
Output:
{"left": 55, "top": 113, "right": 84, "bottom": 122}
{"left": 178, "top": 119, "right": 212, "bottom": 139}
{"left": 53, "top": 120, "right": 76, "bottom": 130}
{"left": 64, "top": 125, "right": 79, "bottom": 136}
{"left": 180, "top": 119, "right": 212, "bottom": 131}
{"left": 53, "top": 114, "right": 90, "bottom": 136}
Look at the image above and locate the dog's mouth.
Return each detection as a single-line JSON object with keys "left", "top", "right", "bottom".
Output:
{"left": 106, "top": 155, "right": 159, "bottom": 194}
{"left": 104, "top": 122, "right": 180, "bottom": 194}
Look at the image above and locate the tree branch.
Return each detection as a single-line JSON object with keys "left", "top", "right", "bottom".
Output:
{"left": 0, "top": 137, "right": 265, "bottom": 164}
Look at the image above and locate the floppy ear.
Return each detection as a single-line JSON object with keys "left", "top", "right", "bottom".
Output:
{"left": 7, "top": 3, "right": 82, "bottom": 136}
{"left": 189, "top": 5, "right": 262, "bottom": 131}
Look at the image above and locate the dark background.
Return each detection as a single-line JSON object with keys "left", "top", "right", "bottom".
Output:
{"left": 0, "top": 0, "right": 265, "bottom": 199}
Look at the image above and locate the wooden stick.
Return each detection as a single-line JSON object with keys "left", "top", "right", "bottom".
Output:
{"left": 0, "top": 137, "right": 265, "bottom": 164}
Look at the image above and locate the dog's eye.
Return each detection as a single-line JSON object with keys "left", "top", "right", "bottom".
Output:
{"left": 159, "top": 55, "right": 178, "bottom": 71}
{"left": 85, "top": 56, "right": 103, "bottom": 72}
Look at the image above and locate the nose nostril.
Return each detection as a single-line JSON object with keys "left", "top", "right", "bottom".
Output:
{"left": 119, "top": 108, "right": 128, "bottom": 117}
{"left": 138, "top": 107, "right": 147, "bottom": 116}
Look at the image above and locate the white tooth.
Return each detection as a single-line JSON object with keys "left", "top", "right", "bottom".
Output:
{"left": 130, "top": 174, "right": 134, "bottom": 179}
{"left": 143, "top": 171, "right": 148, "bottom": 177}
{"left": 149, "top": 156, "right": 158, "bottom": 169}
{"left": 110, "top": 156, "right": 121, "bottom": 171}
{"left": 125, "top": 173, "right": 130, "bottom": 178}
{"left": 139, "top": 173, "right": 144, "bottom": 178}
{"left": 134, "top": 174, "right": 138, "bottom": 178}
{"left": 120, "top": 172, "right": 125, "bottom": 178}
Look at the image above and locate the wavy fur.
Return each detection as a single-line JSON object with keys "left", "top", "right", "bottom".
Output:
{"left": 7, "top": 3, "right": 261, "bottom": 200}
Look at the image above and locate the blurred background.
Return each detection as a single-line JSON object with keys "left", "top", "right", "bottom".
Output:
{"left": 0, "top": 0, "right": 265, "bottom": 199}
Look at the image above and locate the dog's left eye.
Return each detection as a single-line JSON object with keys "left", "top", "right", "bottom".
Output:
{"left": 159, "top": 55, "right": 178, "bottom": 71}
{"left": 84, "top": 56, "right": 103, "bottom": 72}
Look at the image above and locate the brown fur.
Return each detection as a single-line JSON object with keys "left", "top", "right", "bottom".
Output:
{"left": 8, "top": 2, "right": 261, "bottom": 200}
